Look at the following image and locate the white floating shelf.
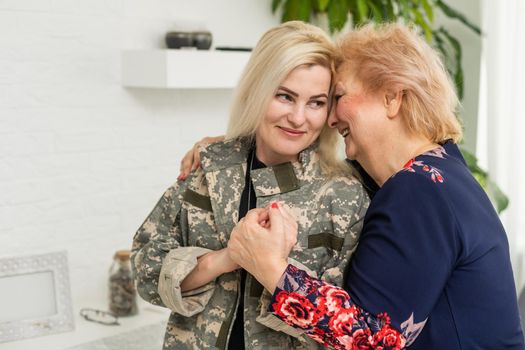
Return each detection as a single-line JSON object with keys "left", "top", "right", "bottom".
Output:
{"left": 121, "top": 49, "right": 251, "bottom": 89}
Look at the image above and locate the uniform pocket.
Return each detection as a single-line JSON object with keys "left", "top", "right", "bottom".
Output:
{"left": 307, "top": 232, "right": 344, "bottom": 251}
{"left": 182, "top": 189, "right": 221, "bottom": 250}
{"left": 291, "top": 221, "right": 342, "bottom": 276}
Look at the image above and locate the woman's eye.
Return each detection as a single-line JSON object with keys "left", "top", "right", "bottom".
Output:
{"left": 309, "top": 100, "right": 326, "bottom": 109}
{"left": 276, "top": 93, "right": 293, "bottom": 102}
{"left": 334, "top": 94, "right": 343, "bottom": 102}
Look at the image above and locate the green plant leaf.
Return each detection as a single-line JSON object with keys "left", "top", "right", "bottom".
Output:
{"left": 367, "top": 0, "right": 383, "bottom": 22}
{"left": 460, "top": 147, "right": 487, "bottom": 175}
{"left": 460, "top": 147, "right": 508, "bottom": 213}
{"left": 438, "top": 27, "right": 464, "bottom": 99}
{"left": 317, "top": 0, "right": 330, "bottom": 12}
{"left": 299, "top": 0, "right": 314, "bottom": 20}
{"left": 421, "top": 0, "right": 434, "bottom": 22}
{"left": 455, "top": 63, "right": 464, "bottom": 100}
{"left": 398, "top": 0, "right": 412, "bottom": 23}
{"left": 346, "top": 0, "right": 359, "bottom": 26}
{"left": 384, "top": 0, "right": 395, "bottom": 21}
{"left": 433, "top": 31, "right": 462, "bottom": 100}
{"left": 435, "top": 0, "right": 481, "bottom": 35}
{"left": 327, "top": 0, "right": 350, "bottom": 32}
{"left": 487, "top": 178, "right": 510, "bottom": 213}
{"left": 460, "top": 148, "right": 509, "bottom": 213}
{"left": 412, "top": 8, "right": 433, "bottom": 41}
{"left": 282, "top": 0, "right": 313, "bottom": 22}
{"left": 272, "top": 0, "right": 283, "bottom": 13}
{"left": 357, "top": 0, "right": 369, "bottom": 22}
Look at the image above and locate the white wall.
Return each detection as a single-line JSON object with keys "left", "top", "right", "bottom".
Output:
{"left": 0, "top": 0, "right": 279, "bottom": 307}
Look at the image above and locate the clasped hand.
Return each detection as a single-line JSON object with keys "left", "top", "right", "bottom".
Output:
{"left": 227, "top": 202, "right": 298, "bottom": 293}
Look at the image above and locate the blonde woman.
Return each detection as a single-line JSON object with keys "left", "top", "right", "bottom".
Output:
{"left": 131, "top": 21, "right": 368, "bottom": 350}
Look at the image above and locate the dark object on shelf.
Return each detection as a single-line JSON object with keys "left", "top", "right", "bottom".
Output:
{"left": 215, "top": 46, "right": 252, "bottom": 52}
{"left": 192, "top": 31, "right": 212, "bottom": 50}
{"left": 109, "top": 250, "right": 138, "bottom": 317}
{"left": 165, "top": 31, "right": 194, "bottom": 49}
{"left": 165, "top": 31, "right": 213, "bottom": 50}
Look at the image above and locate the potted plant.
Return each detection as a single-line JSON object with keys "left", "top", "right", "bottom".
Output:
{"left": 271, "top": 0, "right": 508, "bottom": 213}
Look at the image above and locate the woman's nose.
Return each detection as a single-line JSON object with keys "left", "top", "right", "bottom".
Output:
{"left": 327, "top": 110, "right": 338, "bottom": 128}
{"left": 287, "top": 105, "right": 306, "bottom": 126}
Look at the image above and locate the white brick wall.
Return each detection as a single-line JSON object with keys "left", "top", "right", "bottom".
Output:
{"left": 0, "top": 0, "right": 279, "bottom": 308}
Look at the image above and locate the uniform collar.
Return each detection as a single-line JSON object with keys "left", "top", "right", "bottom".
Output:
{"left": 251, "top": 145, "right": 322, "bottom": 196}
{"left": 200, "top": 137, "right": 323, "bottom": 196}
{"left": 199, "top": 137, "right": 252, "bottom": 172}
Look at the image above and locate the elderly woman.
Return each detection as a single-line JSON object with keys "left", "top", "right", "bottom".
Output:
{"left": 188, "top": 23, "right": 525, "bottom": 349}
{"left": 131, "top": 21, "right": 368, "bottom": 350}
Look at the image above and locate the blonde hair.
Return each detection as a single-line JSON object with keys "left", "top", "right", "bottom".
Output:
{"left": 336, "top": 22, "right": 462, "bottom": 143}
{"left": 227, "top": 21, "right": 350, "bottom": 176}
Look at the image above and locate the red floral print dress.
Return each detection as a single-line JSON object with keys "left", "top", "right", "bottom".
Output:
{"left": 270, "top": 265, "right": 405, "bottom": 350}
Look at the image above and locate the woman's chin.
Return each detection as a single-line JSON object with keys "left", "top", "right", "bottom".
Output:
{"left": 344, "top": 146, "right": 357, "bottom": 160}
{"left": 272, "top": 141, "right": 307, "bottom": 158}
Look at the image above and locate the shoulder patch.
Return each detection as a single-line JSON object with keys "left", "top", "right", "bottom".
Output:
{"left": 182, "top": 188, "right": 212, "bottom": 211}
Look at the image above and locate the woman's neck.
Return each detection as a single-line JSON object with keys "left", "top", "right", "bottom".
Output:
{"left": 360, "top": 135, "right": 438, "bottom": 187}
{"left": 255, "top": 146, "right": 299, "bottom": 167}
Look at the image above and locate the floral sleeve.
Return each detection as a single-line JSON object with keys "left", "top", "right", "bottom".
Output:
{"left": 269, "top": 265, "right": 406, "bottom": 350}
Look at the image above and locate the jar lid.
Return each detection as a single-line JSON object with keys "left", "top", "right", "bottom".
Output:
{"left": 114, "top": 250, "right": 131, "bottom": 261}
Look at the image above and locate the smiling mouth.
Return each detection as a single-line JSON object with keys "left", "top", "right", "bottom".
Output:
{"left": 341, "top": 128, "right": 349, "bottom": 137}
{"left": 279, "top": 127, "right": 306, "bottom": 136}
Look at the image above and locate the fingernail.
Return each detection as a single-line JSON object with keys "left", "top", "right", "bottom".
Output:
{"left": 271, "top": 202, "right": 279, "bottom": 209}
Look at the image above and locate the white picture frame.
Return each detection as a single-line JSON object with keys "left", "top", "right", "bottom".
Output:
{"left": 0, "top": 251, "right": 75, "bottom": 343}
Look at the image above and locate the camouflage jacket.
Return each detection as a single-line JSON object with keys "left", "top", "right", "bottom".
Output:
{"left": 131, "top": 137, "right": 369, "bottom": 350}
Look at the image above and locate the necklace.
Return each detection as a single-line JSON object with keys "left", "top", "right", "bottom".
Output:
{"left": 246, "top": 149, "right": 256, "bottom": 214}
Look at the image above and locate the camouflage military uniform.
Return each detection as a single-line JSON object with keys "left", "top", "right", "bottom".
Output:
{"left": 131, "top": 137, "right": 369, "bottom": 349}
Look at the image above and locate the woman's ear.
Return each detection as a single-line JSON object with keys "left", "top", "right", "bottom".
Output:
{"left": 384, "top": 89, "right": 403, "bottom": 118}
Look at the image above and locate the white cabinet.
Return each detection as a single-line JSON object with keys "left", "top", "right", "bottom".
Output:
{"left": 121, "top": 50, "right": 251, "bottom": 89}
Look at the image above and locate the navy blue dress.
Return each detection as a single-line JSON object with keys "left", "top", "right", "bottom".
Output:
{"left": 268, "top": 142, "right": 525, "bottom": 349}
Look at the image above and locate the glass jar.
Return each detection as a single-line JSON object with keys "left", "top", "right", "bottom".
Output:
{"left": 108, "top": 249, "right": 138, "bottom": 317}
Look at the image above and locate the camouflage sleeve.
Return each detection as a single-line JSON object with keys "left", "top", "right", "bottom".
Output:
{"left": 131, "top": 183, "right": 184, "bottom": 307}
{"left": 132, "top": 178, "right": 220, "bottom": 316}
{"left": 158, "top": 246, "right": 216, "bottom": 316}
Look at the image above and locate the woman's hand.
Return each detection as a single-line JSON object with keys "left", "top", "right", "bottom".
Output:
{"left": 180, "top": 248, "right": 239, "bottom": 292}
{"left": 228, "top": 203, "right": 298, "bottom": 293}
{"left": 178, "top": 136, "right": 225, "bottom": 180}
